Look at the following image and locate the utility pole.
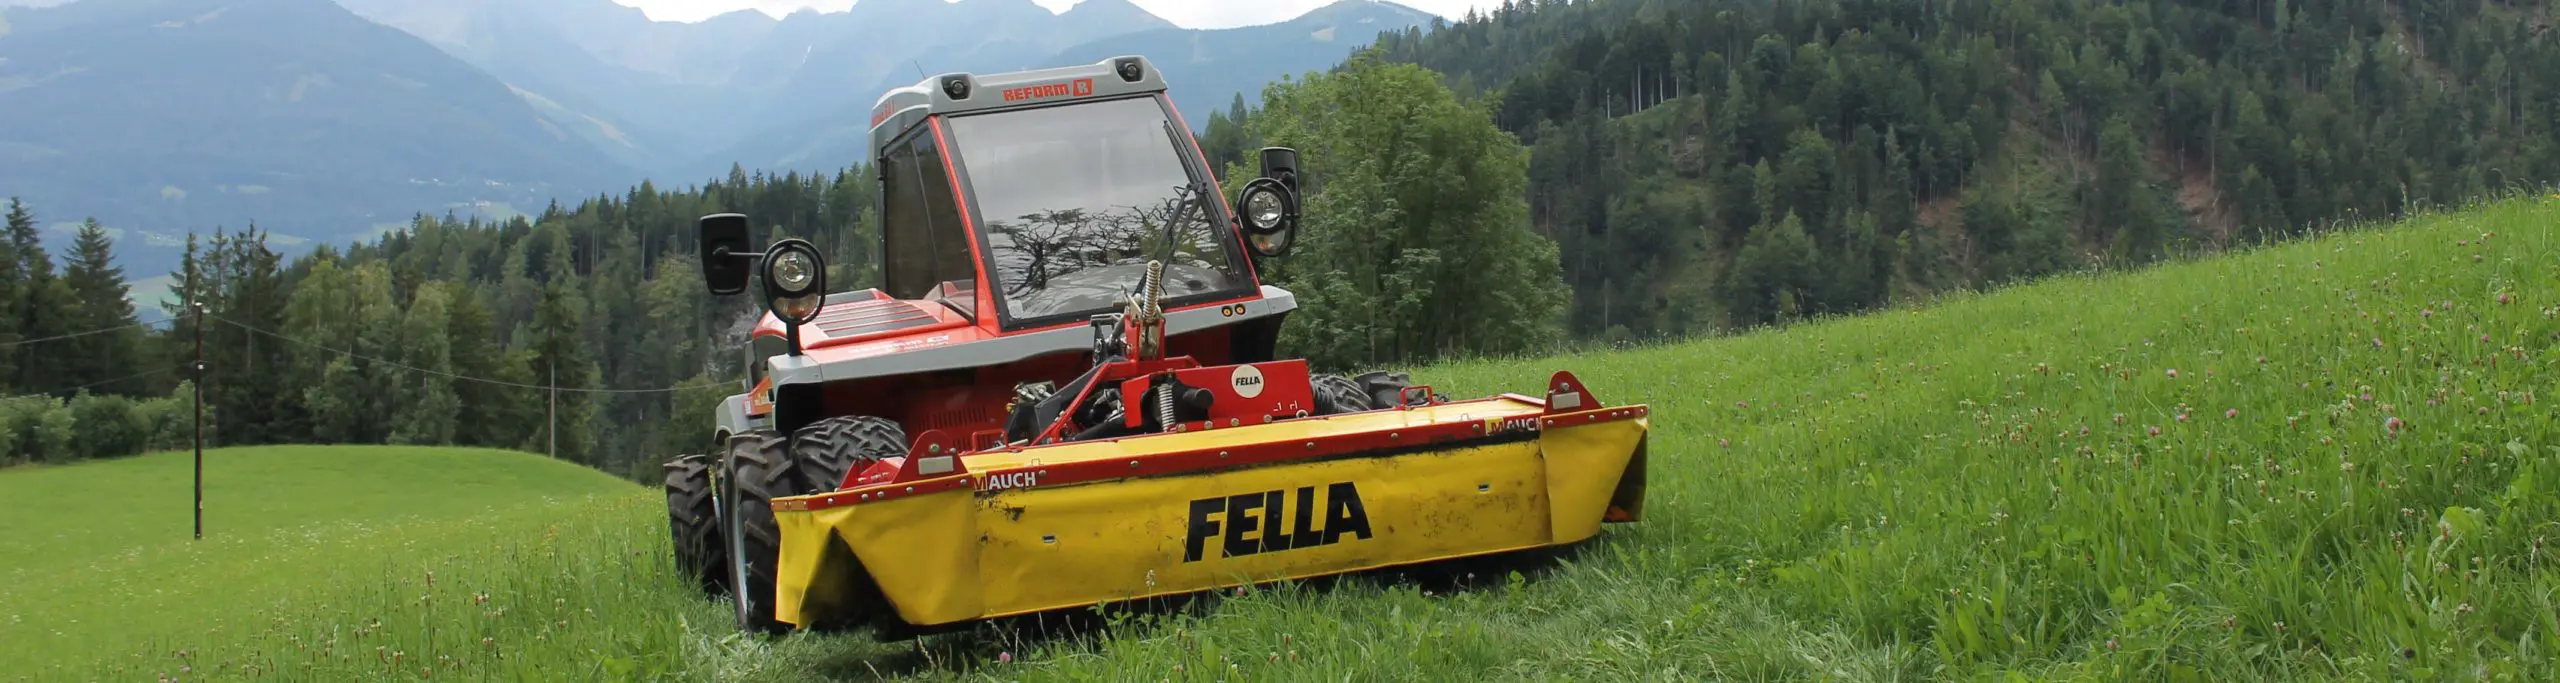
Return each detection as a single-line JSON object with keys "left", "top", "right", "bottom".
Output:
{"left": 192, "top": 300, "right": 204, "bottom": 541}
{"left": 548, "top": 359, "right": 557, "bottom": 459}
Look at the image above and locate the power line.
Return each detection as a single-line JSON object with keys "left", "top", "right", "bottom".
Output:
{"left": 2, "top": 364, "right": 186, "bottom": 401}
{"left": 206, "top": 315, "right": 734, "bottom": 395}
{"left": 0, "top": 319, "right": 170, "bottom": 349}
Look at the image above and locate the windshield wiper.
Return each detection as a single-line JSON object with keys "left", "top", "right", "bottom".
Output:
{"left": 1151, "top": 119, "right": 1210, "bottom": 289}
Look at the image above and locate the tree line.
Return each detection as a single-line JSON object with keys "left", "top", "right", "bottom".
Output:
{"left": 1210, "top": 0, "right": 2560, "bottom": 338}
{"left": 0, "top": 167, "right": 869, "bottom": 477}
{"left": 0, "top": 199, "right": 195, "bottom": 463}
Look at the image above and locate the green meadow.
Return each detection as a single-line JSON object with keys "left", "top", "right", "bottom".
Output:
{"left": 2, "top": 194, "right": 2554, "bottom": 681}
{"left": 0, "top": 446, "right": 681, "bottom": 681}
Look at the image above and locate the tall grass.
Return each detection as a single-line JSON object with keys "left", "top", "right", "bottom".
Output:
{"left": 925, "top": 193, "right": 2560, "bottom": 680}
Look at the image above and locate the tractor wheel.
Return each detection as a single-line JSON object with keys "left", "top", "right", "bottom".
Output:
{"left": 790, "top": 415, "right": 909, "bottom": 493}
{"left": 1353, "top": 370, "right": 1439, "bottom": 408}
{"left": 721, "top": 430, "right": 798, "bottom": 634}
{"left": 1311, "top": 373, "right": 1374, "bottom": 415}
{"left": 663, "top": 452, "right": 725, "bottom": 596}
{"left": 788, "top": 415, "right": 910, "bottom": 633}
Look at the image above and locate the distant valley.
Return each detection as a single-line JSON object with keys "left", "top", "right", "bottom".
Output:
{"left": 0, "top": 0, "right": 1438, "bottom": 303}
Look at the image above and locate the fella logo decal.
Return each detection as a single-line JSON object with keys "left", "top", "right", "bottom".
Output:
{"left": 1183, "top": 482, "right": 1372, "bottom": 562}
{"left": 1230, "top": 364, "right": 1265, "bottom": 398}
{"left": 1003, "top": 78, "right": 1094, "bottom": 102}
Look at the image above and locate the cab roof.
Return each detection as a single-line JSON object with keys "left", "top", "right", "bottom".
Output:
{"left": 866, "top": 55, "right": 1170, "bottom": 160}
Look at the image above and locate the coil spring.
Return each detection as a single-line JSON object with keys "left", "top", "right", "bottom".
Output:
{"left": 1143, "top": 260, "right": 1165, "bottom": 316}
{"left": 1155, "top": 381, "right": 1177, "bottom": 431}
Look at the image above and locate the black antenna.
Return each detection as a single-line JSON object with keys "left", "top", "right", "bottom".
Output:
{"left": 912, "top": 59, "right": 927, "bottom": 80}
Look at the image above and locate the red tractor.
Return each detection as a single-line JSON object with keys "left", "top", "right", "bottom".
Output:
{"left": 663, "top": 56, "right": 1648, "bottom": 637}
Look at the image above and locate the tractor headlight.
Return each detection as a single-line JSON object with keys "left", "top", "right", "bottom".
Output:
{"left": 1234, "top": 177, "right": 1297, "bottom": 258}
{"left": 771, "top": 250, "right": 816, "bottom": 292}
{"left": 761, "top": 238, "right": 827, "bottom": 325}
{"left": 1243, "top": 186, "right": 1287, "bottom": 232}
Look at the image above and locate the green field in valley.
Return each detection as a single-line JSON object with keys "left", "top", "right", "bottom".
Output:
{"left": 2, "top": 194, "right": 2555, "bottom": 681}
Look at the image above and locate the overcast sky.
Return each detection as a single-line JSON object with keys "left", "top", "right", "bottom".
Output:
{"left": 613, "top": 0, "right": 1505, "bottom": 29}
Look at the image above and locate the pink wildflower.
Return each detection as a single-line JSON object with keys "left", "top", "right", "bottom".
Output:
{"left": 2166, "top": 368, "right": 2179, "bottom": 378}
{"left": 999, "top": 652, "right": 1014, "bottom": 664}
{"left": 2385, "top": 416, "right": 2407, "bottom": 438}
{"left": 2226, "top": 408, "right": 2239, "bottom": 419}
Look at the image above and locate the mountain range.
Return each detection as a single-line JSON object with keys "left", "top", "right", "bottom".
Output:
{"left": 0, "top": 0, "right": 1437, "bottom": 287}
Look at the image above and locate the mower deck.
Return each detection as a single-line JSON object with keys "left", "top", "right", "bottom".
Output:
{"left": 764, "top": 377, "right": 1649, "bottom": 632}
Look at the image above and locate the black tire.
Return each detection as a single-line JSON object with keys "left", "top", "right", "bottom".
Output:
{"left": 1311, "top": 373, "right": 1374, "bottom": 415}
{"left": 787, "top": 415, "right": 910, "bottom": 633}
{"left": 722, "top": 430, "right": 797, "bottom": 634}
{"left": 1353, "top": 370, "right": 1438, "bottom": 407}
{"left": 790, "top": 415, "right": 909, "bottom": 493}
{"left": 723, "top": 417, "right": 913, "bottom": 635}
{"left": 663, "top": 452, "right": 725, "bottom": 596}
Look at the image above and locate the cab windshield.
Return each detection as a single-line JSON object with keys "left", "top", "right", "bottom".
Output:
{"left": 945, "top": 97, "right": 1251, "bottom": 323}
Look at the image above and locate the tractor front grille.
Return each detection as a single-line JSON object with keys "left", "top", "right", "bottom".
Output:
{"left": 814, "top": 299, "right": 938, "bottom": 339}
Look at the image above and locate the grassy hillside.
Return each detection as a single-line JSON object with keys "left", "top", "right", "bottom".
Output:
{"left": 8, "top": 194, "right": 2554, "bottom": 681}
{"left": 899, "top": 193, "right": 2559, "bottom": 680}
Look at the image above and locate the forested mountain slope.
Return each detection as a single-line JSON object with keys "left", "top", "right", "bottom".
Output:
{"left": 1294, "top": 0, "right": 2560, "bottom": 337}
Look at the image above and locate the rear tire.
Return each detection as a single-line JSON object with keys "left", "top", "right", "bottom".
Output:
{"left": 663, "top": 453, "right": 725, "bottom": 596}
{"left": 790, "top": 415, "right": 908, "bottom": 493}
{"left": 1352, "top": 370, "right": 1436, "bottom": 407}
{"left": 1313, "top": 371, "right": 1438, "bottom": 415}
{"left": 1311, "top": 374, "right": 1374, "bottom": 414}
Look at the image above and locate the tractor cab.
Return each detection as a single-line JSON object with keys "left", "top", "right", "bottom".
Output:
{"left": 701, "top": 55, "right": 1309, "bottom": 444}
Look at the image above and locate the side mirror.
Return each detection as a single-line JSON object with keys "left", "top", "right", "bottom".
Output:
{"left": 1258, "top": 147, "right": 1300, "bottom": 194}
{"left": 699, "top": 213, "right": 757, "bottom": 296}
{"left": 1238, "top": 147, "right": 1302, "bottom": 258}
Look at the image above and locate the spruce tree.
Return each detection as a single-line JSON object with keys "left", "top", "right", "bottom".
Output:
{"left": 61, "top": 219, "right": 142, "bottom": 396}
{"left": 525, "top": 228, "right": 597, "bottom": 464}
{"left": 0, "top": 199, "right": 23, "bottom": 393}
{"left": 7, "top": 198, "right": 76, "bottom": 395}
{"left": 208, "top": 225, "right": 295, "bottom": 445}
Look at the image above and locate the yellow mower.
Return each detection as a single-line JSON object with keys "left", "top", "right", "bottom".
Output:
{"left": 662, "top": 55, "right": 1650, "bottom": 638}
